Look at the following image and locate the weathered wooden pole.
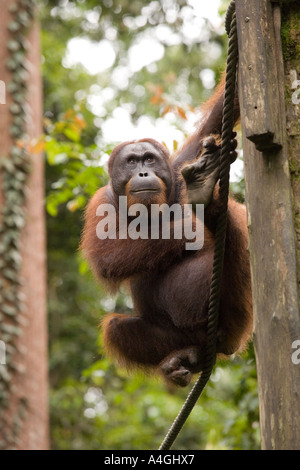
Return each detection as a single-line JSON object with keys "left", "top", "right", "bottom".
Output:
{"left": 236, "top": 0, "right": 300, "bottom": 449}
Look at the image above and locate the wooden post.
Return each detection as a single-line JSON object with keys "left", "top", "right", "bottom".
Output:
{"left": 236, "top": 0, "right": 300, "bottom": 449}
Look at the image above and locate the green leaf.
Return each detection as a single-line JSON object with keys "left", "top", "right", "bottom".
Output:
{"left": 64, "top": 127, "right": 80, "bottom": 142}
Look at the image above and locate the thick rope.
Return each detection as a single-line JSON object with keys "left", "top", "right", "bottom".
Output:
{"left": 225, "top": 0, "right": 236, "bottom": 36}
{"left": 158, "top": 0, "right": 238, "bottom": 451}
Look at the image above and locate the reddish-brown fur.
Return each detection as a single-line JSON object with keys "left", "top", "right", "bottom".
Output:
{"left": 80, "top": 77, "right": 252, "bottom": 380}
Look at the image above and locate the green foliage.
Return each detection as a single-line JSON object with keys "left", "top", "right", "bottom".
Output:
{"left": 50, "top": 351, "right": 259, "bottom": 450}
{"left": 42, "top": 0, "right": 259, "bottom": 450}
{"left": 43, "top": 106, "right": 110, "bottom": 216}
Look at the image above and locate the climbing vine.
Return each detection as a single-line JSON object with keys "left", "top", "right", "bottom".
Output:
{"left": 0, "top": 0, "right": 35, "bottom": 449}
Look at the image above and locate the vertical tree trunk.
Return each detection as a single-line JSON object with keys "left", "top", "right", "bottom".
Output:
{"left": 0, "top": 1, "right": 48, "bottom": 449}
{"left": 236, "top": 0, "right": 300, "bottom": 449}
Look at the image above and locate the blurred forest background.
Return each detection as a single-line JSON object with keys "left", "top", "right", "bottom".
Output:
{"left": 41, "top": 0, "right": 259, "bottom": 449}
